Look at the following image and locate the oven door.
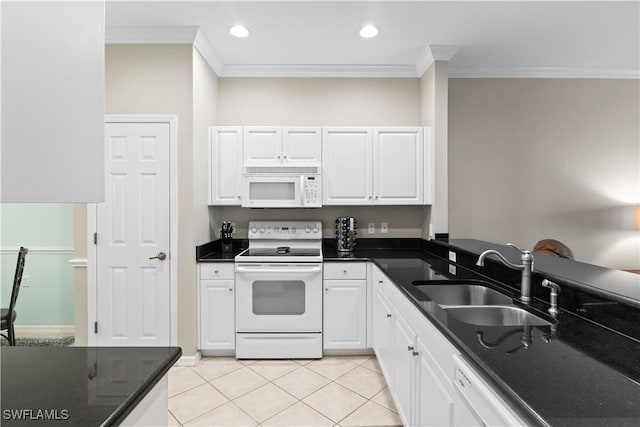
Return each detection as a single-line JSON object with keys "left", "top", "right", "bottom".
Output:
{"left": 235, "top": 263, "right": 322, "bottom": 332}
{"left": 242, "top": 175, "right": 302, "bottom": 208}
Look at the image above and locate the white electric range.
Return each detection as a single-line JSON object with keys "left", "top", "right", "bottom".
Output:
{"left": 234, "top": 221, "right": 323, "bottom": 359}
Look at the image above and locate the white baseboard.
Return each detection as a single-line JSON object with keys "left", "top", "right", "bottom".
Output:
{"left": 14, "top": 325, "right": 75, "bottom": 338}
{"left": 323, "top": 348, "right": 375, "bottom": 356}
{"left": 176, "top": 351, "right": 202, "bottom": 367}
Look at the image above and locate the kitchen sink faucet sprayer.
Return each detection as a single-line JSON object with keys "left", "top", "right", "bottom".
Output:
{"left": 476, "top": 243, "right": 534, "bottom": 304}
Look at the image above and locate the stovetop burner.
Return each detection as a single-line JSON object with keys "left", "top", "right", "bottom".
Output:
{"left": 240, "top": 248, "right": 321, "bottom": 257}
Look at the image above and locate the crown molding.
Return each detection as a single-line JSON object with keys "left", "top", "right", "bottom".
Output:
{"left": 449, "top": 66, "right": 640, "bottom": 79}
{"left": 416, "top": 45, "right": 459, "bottom": 77}
{"left": 106, "top": 26, "right": 199, "bottom": 44}
{"left": 219, "top": 64, "right": 420, "bottom": 78}
{"left": 193, "top": 31, "right": 224, "bottom": 75}
{"left": 104, "top": 27, "right": 638, "bottom": 79}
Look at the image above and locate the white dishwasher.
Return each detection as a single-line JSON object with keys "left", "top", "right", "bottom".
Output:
{"left": 453, "top": 354, "right": 528, "bottom": 427}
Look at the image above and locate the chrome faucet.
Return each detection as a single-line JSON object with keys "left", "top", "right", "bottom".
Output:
{"left": 476, "top": 243, "right": 534, "bottom": 304}
{"left": 542, "top": 279, "right": 561, "bottom": 316}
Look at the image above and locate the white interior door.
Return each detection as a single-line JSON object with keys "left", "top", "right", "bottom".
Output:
{"left": 97, "top": 122, "right": 171, "bottom": 346}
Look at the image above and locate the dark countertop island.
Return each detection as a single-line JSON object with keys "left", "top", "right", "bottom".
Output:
{"left": 1, "top": 346, "right": 181, "bottom": 426}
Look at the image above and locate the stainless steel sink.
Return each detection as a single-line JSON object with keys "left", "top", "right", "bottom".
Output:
{"left": 444, "top": 305, "right": 552, "bottom": 327}
{"left": 413, "top": 283, "right": 513, "bottom": 306}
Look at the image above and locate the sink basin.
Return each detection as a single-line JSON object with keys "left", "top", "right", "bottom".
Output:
{"left": 412, "top": 282, "right": 513, "bottom": 306}
{"left": 444, "top": 306, "right": 552, "bottom": 327}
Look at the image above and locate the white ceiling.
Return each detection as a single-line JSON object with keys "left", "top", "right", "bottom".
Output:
{"left": 105, "top": 1, "right": 640, "bottom": 78}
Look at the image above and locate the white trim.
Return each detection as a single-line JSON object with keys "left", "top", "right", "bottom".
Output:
{"left": 88, "top": 115, "right": 178, "bottom": 347}
{"left": 430, "top": 45, "right": 459, "bottom": 62}
{"left": 14, "top": 325, "right": 74, "bottom": 338}
{"left": 106, "top": 26, "right": 198, "bottom": 45}
{"left": 103, "top": 25, "right": 638, "bottom": 79}
{"left": 448, "top": 66, "right": 640, "bottom": 79}
{"left": 218, "top": 64, "right": 421, "bottom": 78}
{"left": 193, "top": 30, "right": 223, "bottom": 76}
{"left": 0, "top": 247, "right": 73, "bottom": 254}
{"left": 68, "top": 258, "right": 87, "bottom": 268}
{"left": 175, "top": 352, "right": 202, "bottom": 367}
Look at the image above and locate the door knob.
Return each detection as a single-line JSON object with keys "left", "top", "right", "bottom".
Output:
{"left": 149, "top": 252, "right": 167, "bottom": 261}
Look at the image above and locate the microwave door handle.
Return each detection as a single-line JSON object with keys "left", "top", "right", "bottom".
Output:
{"left": 300, "top": 175, "right": 305, "bottom": 206}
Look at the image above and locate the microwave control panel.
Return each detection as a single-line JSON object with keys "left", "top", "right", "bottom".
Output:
{"left": 303, "top": 175, "right": 322, "bottom": 207}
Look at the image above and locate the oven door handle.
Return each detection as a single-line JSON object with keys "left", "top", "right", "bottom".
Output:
{"left": 235, "top": 265, "right": 322, "bottom": 274}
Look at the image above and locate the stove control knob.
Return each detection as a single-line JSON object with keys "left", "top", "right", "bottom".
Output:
{"left": 251, "top": 227, "right": 257, "bottom": 234}
{"left": 259, "top": 227, "right": 266, "bottom": 233}
{"left": 292, "top": 227, "right": 297, "bottom": 233}
{"left": 312, "top": 227, "right": 319, "bottom": 234}
{"left": 305, "top": 227, "right": 311, "bottom": 234}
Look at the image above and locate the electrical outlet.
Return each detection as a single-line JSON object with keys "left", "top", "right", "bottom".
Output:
{"left": 380, "top": 222, "right": 388, "bottom": 233}
{"left": 449, "top": 251, "right": 457, "bottom": 262}
{"left": 368, "top": 223, "right": 375, "bottom": 234}
{"left": 22, "top": 275, "right": 30, "bottom": 288}
{"left": 449, "top": 265, "right": 457, "bottom": 275}
{"left": 428, "top": 224, "right": 434, "bottom": 240}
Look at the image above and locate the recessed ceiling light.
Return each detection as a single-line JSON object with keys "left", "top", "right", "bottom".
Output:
{"left": 229, "top": 25, "right": 250, "bottom": 38}
{"left": 359, "top": 24, "right": 379, "bottom": 39}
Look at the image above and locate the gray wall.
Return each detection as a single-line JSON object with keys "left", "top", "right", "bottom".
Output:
{"left": 448, "top": 78, "right": 640, "bottom": 270}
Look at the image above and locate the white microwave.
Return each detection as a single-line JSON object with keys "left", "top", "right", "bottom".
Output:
{"left": 242, "top": 166, "right": 322, "bottom": 208}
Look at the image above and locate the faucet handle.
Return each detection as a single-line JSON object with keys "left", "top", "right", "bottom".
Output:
{"left": 542, "top": 279, "right": 561, "bottom": 293}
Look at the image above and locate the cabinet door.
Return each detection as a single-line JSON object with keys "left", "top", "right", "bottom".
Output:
{"left": 415, "top": 338, "right": 456, "bottom": 427}
{"left": 282, "top": 127, "right": 322, "bottom": 166}
{"left": 323, "top": 279, "right": 366, "bottom": 349}
{"left": 243, "top": 127, "right": 283, "bottom": 166}
{"left": 200, "top": 280, "right": 235, "bottom": 350}
{"left": 322, "top": 127, "right": 373, "bottom": 205}
{"left": 373, "top": 127, "right": 424, "bottom": 205}
{"left": 372, "top": 290, "right": 395, "bottom": 386}
{"left": 393, "top": 312, "right": 416, "bottom": 426}
{"left": 210, "top": 127, "right": 242, "bottom": 205}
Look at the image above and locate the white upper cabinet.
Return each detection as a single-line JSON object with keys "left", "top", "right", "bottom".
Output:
{"left": 243, "top": 127, "right": 283, "bottom": 166}
{"left": 1, "top": 1, "right": 105, "bottom": 202}
{"left": 373, "top": 127, "right": 426, "bottom": 205}
{"left": 322, "top": 127, "right": 373, "bottom": 205}
{"left": 323, "top": 126, "right": 431, "bottom": 205}
{"left": 282, "top": 127, "right": 322, "bottom": 166}
{"left": 210, "top": 127, "right": 243, "bottom": 205}
{"left": 243, "top": 126, "right": 321, "bottom": 167}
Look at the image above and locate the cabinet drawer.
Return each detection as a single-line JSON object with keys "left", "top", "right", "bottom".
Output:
{"left": 324, "top": 262, "right": 367, "bottom": 280}
{"left": 200, "top": 263, "right": 235, "bottom": 280}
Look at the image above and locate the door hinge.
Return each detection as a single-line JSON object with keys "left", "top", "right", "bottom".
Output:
{"left": 94, "top": 233, "right": 97, "bottom": 245}
{"left": 94, "top": 321, "right": 98, "bottom": 334}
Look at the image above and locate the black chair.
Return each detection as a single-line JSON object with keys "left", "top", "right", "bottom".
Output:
{"left": 1, "top": 247, "right": 28, "bottom": 346}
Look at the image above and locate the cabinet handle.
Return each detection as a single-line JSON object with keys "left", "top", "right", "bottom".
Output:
{"left": 408, "top": 346, "right": 414, "bottom": 351}
{"left": 386, "top": 313, "right": 392, "bottom": 318}
{"left": 284, "top": 155, "right": 287, "bottom": 159}
{"left": 378, "top": 280, "right": 383, "bottom": 284}
{"left": 375, "top": 195, "right": 379, "bottom": 200}
{"left": 343, "top": 269, "right": 347, "bottom": 273}
{"left": 214, "top": 270, "right": 219, "bottom": 274}
{"left": 229, "top": 288, "right": 233, "bottom": 291}
{"left": 368, "top": 195, "right": 372, "bottom": 200}
{"left": 412, "top": 351, "right": 419, "bottom": 357}
{"left": 277, "top": 155, "right": 281, "bottom": 159}
{"left": 325, "top": 288, "right": 329, "bottom": 291}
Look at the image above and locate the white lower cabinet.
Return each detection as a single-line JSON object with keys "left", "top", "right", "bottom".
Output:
{"left": 199, "top": 264, "right": 235, "bottom": 351}
{"left": 370, "top": 263, "right": 524, "bottom": 427}
{"left": 323, "top": 262, "right": 367, "bottom": 349}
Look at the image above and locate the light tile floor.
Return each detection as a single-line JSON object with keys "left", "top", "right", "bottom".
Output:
{"left": 168, "top": 355, "right": 402, "bottom": 427}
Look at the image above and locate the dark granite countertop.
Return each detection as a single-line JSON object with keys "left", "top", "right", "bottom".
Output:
{"left": 0, "top": 346, "right": 181, "bottom": 426}
{"left": 195, "top": 236, "right": 640, "bottom": 425}
{"left": 326, "top": 240, "right": 640, "bottom": 427}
